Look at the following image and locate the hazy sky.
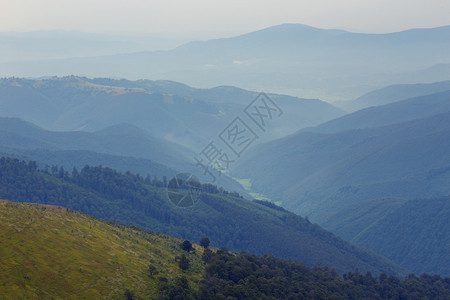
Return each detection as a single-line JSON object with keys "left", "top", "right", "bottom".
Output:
{"left": 1, "top": 0, "right": 449, "bottom": 39}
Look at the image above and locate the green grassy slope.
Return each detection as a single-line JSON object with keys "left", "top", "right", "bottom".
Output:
{"left": 0, "top": 199, "right": 204, "bottom": 299}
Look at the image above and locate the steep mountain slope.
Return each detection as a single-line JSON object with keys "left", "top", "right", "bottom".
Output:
{"left": 321, "top": 195, "right": 450, "bottom": 276}
{"left": 337, "top": 80, "right": 450, "bottom": 112}
{"left": 0, "top": 157, "right": 405, "bottom": 275}
{"left": 233, "top": 95, "right": 450, "bottom": 275}
{"left": 321, "top": 198, "right": 408, "bottom": 241}
{"left": 351, "top": 197, "right": 450, "bottom": 276}
{"left": 0, "top": 199, "right": 205, "bottom": 299}
{"left": 0, "top": 76, "right": 344, "bottom": 149}
{"left": 304, "top": 90, "right": 450, "bottom": 134}
{"left": 2, "top": 24, "right": 449, "bottom": 99}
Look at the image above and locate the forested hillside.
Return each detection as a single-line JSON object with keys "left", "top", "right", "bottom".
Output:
{"left": 351, "top": 198, "right": 450, "bottom": 276}
{"left": 0, "top": 157, "right": 404, "bottom": 275}
{"left": 199, "top": 249, "right": 450, "bottom": 299}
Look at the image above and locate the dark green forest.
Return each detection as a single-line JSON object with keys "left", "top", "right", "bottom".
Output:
{"left": 158, "top": 248, "right": 450, "bottom": 299}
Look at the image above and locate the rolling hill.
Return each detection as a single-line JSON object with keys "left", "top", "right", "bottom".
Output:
{"left": 0, "top": 117, "right": 193, "bottom": 172}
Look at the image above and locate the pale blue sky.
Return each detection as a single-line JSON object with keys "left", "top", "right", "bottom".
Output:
{"left": 1, "top": 0, "right": 449, "bottom": 39}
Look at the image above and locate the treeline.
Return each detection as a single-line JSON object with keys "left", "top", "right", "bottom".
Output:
{"left": 0, "top": 156, "right": 240, "bottom": 216}
{"left": 39, "top": 159, "right": 241, "bottom": 197}
{"left": 155, "top": 248, "right": 450, "bottom": 299}
{"left": 198, "top": 249, "right": 450, "bottom": 299}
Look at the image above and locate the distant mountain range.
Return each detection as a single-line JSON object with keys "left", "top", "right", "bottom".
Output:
{"left": 2, "top": 24, "right": 449, "bottom": 100}
{"left": 0, "top": 30, "right": 184, "bottom": 62}
{"left": 233, "top": 89, "right": 450, "bottom": 275}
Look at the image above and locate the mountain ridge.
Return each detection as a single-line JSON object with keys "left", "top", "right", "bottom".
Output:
{"left": 302, "top": 90, "right": 450, "bottom": 134}
{"left": 336, "top": 80, "right": 450, "bottom": 112}
{"left": 2, "top": 24, "right": 449, "bottom": 99}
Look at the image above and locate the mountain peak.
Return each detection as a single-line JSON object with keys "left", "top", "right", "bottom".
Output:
{"left": 235, "top": 23, "right": 348, "bottom": 41}
{"left": 94, "top": 123, "right": 152, "bottom": 138}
